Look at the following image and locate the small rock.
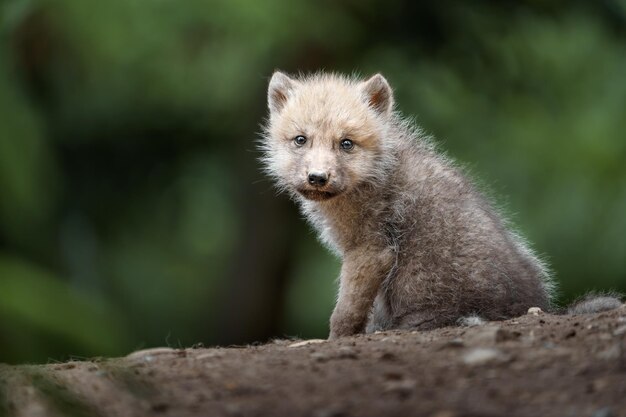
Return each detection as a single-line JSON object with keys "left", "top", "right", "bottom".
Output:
{"left": 196, "top": 350, "right": 223, "bottom": 360}
{"left": 53, "top": 362, "right": 77, "bottom": 371}
{"left": 527, "top": 307, "right": 543, "bottom": 315}
{"left": 126, "top": 347, "right": 178, "bottom": 361}
{"left": 383, "top": 378, "right": 416, "bottom": 398}
{"left": 310, "top": 352, "right": 330, "bottom": 363}
{"left": 462, "top": 348, "right": 503, "bottom": 365}
{"left": 457, "top": 315, "right": 486, "bottom": 327}
{"left": 613, "top": 325, "right": 626, "bottom": 336}
{"left": 380, "top": 336, "right": 398, "bottom": 343}
{"left": 288, "top": 339, "right": 326, "bottom": 348}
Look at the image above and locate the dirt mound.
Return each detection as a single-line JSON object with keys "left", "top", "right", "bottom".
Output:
{"left": 2, "top": 307, "right": 626, "bottom": 417}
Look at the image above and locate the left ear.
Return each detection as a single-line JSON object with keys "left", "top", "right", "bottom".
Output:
{"left": 268, "top": 71, "right": 297, "bottom": 114}
{"left": 359, "top": 74, "right": 394, "bottom": 116}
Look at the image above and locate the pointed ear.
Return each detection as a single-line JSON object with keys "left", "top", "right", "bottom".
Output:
{"left": 360, "top": 74, "right": 394, "bottom": 116}
{"left": 268, "top": 71, "right": 296, "bottom": 114}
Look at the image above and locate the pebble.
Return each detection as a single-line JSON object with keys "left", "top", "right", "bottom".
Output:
{"left": 288, "top": 339, "right": 326, "bottom": 348}
{"left": 125, "top": 347, "right": 178, "bottom": 361}
{"left": 53, "top": 362, "right": 77, "bottom": 371}
{"left": 310, "top": 352, "right": 330, "bottom": 363}
{"left": 613, "top": 325, "right": 626, "bottom": 336}
{"left": 462, "top": 348, "right": 504, "bottom": 365}
{"left": 196, "top": 351, "right": 223, "bottom": 360}
{"left": 527, "top": 307, "right": 543, "bottom": 315}
{"left": 383, "top": 378, "right": 416, "bottom": 397}
{"left": 380, "top": 336, "right": 398, "bottom": 343}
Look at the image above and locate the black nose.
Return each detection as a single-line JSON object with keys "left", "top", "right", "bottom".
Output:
{"left": 308, "top": 172, "right": 328, "bottom": 187}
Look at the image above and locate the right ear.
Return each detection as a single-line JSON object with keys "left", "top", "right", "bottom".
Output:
{"left": 359, "top": 73, "right": 394, "bottom": 116}
{"left": 268, "top": 71, "right": 296, "bottom": 114}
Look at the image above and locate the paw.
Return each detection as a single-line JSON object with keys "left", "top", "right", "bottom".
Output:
{"left": 328, "top": 327, "right": 353, "bottom": 340}
{"left": 329, "top": 312, "right": 363, "bottom": 339}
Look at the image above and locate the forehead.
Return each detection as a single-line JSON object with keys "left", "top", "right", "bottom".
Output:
{"left": 278, "top": 79, "right": 372, "bottom": 134}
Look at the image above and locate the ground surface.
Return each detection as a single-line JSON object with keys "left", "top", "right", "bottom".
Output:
{"left": 2, "top": 308, "right": 626, "bottom": 417}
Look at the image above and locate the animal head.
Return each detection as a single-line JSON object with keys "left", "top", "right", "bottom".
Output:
{"left": 261, "top": 72, "right": 395, "bottom": 201}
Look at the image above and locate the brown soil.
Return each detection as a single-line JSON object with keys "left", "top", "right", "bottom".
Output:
{"left": 2, "top": 308, "right": 626, "bottom": 417}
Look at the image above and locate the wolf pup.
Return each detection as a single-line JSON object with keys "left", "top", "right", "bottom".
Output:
{"left": 261, "top": 72, "right": 620, "bottom": 339}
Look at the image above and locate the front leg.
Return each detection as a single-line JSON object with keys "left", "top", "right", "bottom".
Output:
{"left": 329, "top": 246, "right": 395, "bottom": 339}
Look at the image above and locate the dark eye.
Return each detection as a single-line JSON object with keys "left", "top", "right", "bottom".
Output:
{"left": 294, "top": 135, "right": 307, "bottom": 146}
{"left": 340, "top": 139, "right": 354, "bottom": 150}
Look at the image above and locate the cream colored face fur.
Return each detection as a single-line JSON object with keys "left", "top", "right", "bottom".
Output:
{"left": 263, "top": 72, "right": 394, "bottom": 201}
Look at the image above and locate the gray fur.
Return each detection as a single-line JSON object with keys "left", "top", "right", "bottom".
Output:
{"left": 457, "top": 315, "right": 487, "bottom": 327}
{"left": 261, "top": 72, "right": 616, "bottom": 339}
{"left": 307, "top": 115, "right": 553, "bottom": 334}
{"left": 567, "top": 293, "right": 623, "bottom": 315}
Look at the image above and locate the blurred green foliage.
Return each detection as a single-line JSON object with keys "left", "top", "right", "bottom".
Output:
{"left": 0, "top": 0, "right": 624, "bottom": 364}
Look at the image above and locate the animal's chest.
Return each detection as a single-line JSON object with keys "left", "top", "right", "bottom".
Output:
{"left": 302, "top": 200, "right": 392, "bottom": 255}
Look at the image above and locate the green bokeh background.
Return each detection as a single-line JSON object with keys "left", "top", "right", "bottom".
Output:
{"left": 0, "top": 0, "right": 625, "bottom": 364}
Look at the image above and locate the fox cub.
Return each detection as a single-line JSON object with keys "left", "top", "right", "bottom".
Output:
{"left": 261, "top": 71, "right": 619, "bottom": 339}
